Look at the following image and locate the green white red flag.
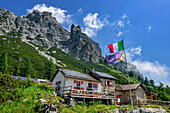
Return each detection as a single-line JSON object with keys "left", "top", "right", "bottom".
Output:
{"left": 108, "top": 40, "right": 124, "bottom": 53}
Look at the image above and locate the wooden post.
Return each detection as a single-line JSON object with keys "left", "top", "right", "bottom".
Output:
{"left": 93, "top": 91, "right": 94, "bottom": 105}
{"left": 61, "top": 88, "right": 62, "bottom": 97}
{"left": 83, "top": 98, "right": 85, "bottom": 105}
{"left": 107, "top": 99, "right": 109, "bottom": 105}
{"left": 83, "top": 91, "right": 85, "bottom": 104}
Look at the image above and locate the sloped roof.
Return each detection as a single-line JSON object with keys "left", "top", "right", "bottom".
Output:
{"left": 51, "top": 69, "right": 100, "bottom": 82}
{"left": 115, "top": 83, "right": 146, "bottom": 91}
{"left": 90, "top": 71, "right": 117, "bottom": 80}
{"left": 62, "top": 69, "right": 89, "bottom": 79}
{"left": 115, "top": 84, "right": 123, "bottom": 90}
{"left": 146, "top": 92, "right": 157, "bottom": 96}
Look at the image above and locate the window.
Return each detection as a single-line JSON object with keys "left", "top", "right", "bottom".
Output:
{"left": 105, "top": 80, "right": 110, "bottom": 87}
{"left": 87, "top": 83, "right": 92, "bottom": 90}
{"left": 107, "top": 80, "right": 110, "bottom": 87}
{"left": 76, "top": 81, "right": 80, "bottom": 89}
{"left": 93, "top": 83, "right": 98, "bottom": 91}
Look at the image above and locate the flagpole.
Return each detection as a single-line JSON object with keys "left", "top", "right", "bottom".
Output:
{"left": 122, "top": 39, "right": 134, "bottom": 111}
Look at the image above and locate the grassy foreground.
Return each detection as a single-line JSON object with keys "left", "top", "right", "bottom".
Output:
{"left": 0, "top": 74, "right": 169, "bottom": 113}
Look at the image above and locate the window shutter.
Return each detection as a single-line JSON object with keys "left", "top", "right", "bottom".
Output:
{"left": 106, "top": 80, "right": 108, "bottom": 86}
{"left": 74, "top": 80, "right": 77, "bottom": 83}
{"left": 55, "top": 87, "right": 57, "bottom": 91}
{"left": 81, "top": 81, "right": 84, "bottom": 90}
{"left": 110, "top": 81, "right": 112, "bottom": 87}
{"left": 58, "top": 81, "right": 61, "bottom": 90}
{"left": 74, "top": 80, "right": 77, "bottom": 89}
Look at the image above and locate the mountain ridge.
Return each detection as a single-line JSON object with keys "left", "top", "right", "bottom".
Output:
{"left": 0, "top": 9, "right": 142, "bottom": 77}
{"left": 0, "top": 9, "right": 104, "bottom": 63}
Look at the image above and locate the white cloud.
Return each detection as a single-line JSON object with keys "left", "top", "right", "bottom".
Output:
{"left": 117, "top": 31, "right": 123, "bottom": 37}
{"left": 148, "top": 25, "right": 152, "bottom": 33}
{"left": 117, "top": 20, "right": 124, "bottom": 28}
{"left": 127, "top": 20, "right": 130, "bottom": 24}
{"left": 78, "top": 8, "right": 83, "bottom": 14}
{"left": 126, "top": 46, "right": 170, "bottom": 85}
{"left": 83, "top": 27, "right": 96, "bottom": 37}
{"left": 122, "top": 14, "right": 127, "bottom": 19}
{"left": 27, "top": 4, "right": 72, "bottom": 24}
{"left": 130, "top": 46, "right": 142, "bottom": 55}
{"left": 83, "top": 13, "right": 109, "bottom": 37}
{"left": 132, "top": 60, "right": 170, "bottom": 85}
{"left": 145, "top": 24, "right": 152, "bottom": 33}
{"left": 83, "top": 13, "right": 106, "bottom": 29}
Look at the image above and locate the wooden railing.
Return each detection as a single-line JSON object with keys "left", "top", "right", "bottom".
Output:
{"left": 60, "top": 86, "right": 115, "bottom": 99}
{"left": 134, "top": 99, "right": 170, "bottom": 106}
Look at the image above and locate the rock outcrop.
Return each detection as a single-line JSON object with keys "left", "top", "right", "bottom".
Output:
{"left": 112, "top": 61, "right": 143, "bottom": 77}
{"left": 0, "top": 9, "right": 104, "bottom": 63}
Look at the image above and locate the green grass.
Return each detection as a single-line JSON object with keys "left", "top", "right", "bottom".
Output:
{"left": 138, "top": 105, "right": 161, "bottom": 108}
{"left": 0, "top": 35, "right": 140, "bottom": 84}
{"left": 60, "top": 104, "right": 117, "bottom": 113}
{"left": 0, "top": 35, "right": 57, "bottom": 79}
{"left": 0, "top": 74, "right": 62, "bottom": 113}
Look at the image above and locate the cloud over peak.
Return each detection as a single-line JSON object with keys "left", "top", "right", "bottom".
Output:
{"left": 83, "top": 13, "right": 107, "bottom": 29}
{"left": 126, "top": 46, "right": 170, "bottom": 85}
{"left": 83, "top": 13, "right": 109, "bottom": 37}
{"left": 27, "top": 4, "right": 72, "bottom": 24}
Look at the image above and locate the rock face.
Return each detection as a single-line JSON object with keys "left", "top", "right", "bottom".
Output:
{"left": 67, "top": 24, "right": 103, "bottom": 62}
{"left": 112, "top": 61, "right": 143, "bottom": 77}
{"left": 0, "top": 9, "right": 104, "bottom": 63}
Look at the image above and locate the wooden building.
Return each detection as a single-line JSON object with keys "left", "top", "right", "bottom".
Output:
{"left": 145, "top": 92, "right": 157, "bottom": 100}
{"left": 115, "top": 83, "right": 146, "bottom": 104}
{"left": 51, "top": 69, "right": 117, "bottom": 102}
{"left": 89, "top": 70, "right": 117, "bottom": 93}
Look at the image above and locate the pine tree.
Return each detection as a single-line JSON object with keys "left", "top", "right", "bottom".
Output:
{"left": 15, "top": 62, "right": 21, "bottom": 76}
{"left": 129, "top": 71, "right": 135, "bottom": 77}
{"left": 45, "top": 59, "right": 56, "bottom": 80}
{"left": 165, "top": 85, "right": 170, "bottom": 95}
{"left": 144, "top": 77, "right": 149, "bottom": 86}
{"left": 0, "top": 52, "right": 8, "bottom": 74}
{"left": 149, "top": 79, "right": 155, "bottom": 87}
{"left": 25, "top": 59, "right": 33, "bottom": 77}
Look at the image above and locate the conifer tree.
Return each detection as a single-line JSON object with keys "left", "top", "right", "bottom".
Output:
{"left": 25, "top": 59, "right": 33, "bottom": 77}
{"left": 144, "top": 77, "right": 149, "bottom": 86}
{"left": 149, "top": 79, "right": 155, "bottom": 87}
{"left": 15, "top": 62, "right": 21, "bottom": 76}
{"left": 0, "top": 52, "right": 8, "bottom": 74}
{"left": 45, "top": 59, "right": 56, "bottom": 80}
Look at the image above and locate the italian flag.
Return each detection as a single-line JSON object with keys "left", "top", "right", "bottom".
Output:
{"left": 108, "top": 40, "right": 124, "bottom": 53}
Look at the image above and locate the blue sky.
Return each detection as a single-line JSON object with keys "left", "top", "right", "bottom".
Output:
{"left": 1, "top": 0, "right": 170, "bottom": 85}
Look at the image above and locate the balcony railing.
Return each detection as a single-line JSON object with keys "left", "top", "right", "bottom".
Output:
{"left": 59, "top": 86, "right": 115, "bottom": 99}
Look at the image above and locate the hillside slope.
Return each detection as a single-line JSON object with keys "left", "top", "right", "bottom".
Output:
{"left": 0, "top": 35, "right": 57, "bottom": 79}
{"left": 0, "top": 35, "right": 139, "bottom": 84}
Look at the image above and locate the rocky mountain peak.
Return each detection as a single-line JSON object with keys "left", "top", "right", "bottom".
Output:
{"left": 71, "top": 24, "right": 81, "bottom": 33}
{"left": 0, "top": 9, "right": 104, "bottom": 63}
{"left": 0, "top": 9, "right": 143, "bottom": 77}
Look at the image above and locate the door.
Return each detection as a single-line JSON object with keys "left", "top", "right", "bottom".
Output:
{"left": 87, "top": 83, "right": 92, "bottom": 90}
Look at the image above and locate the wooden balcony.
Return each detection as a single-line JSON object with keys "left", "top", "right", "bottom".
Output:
{"left": 134, "top": 99, "right": 170, "bottom": 106}
{"left": 60, "top": 86, "right": 115, "bottom": 99}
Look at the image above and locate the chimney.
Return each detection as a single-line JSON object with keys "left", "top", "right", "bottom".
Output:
{"left": 84, "top": 69, "right": 87, "bottom": 74}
